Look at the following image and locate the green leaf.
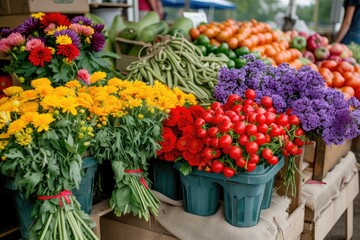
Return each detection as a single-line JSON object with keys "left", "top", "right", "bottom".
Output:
{"left": 179, "top": 162, "right": 193, "bottom": 176}
{"left": 69, "top": 160, "right": 81, "bottom": 189}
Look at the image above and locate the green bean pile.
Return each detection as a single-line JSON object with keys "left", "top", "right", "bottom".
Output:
{"left": 125, "top": 36, "right": 226, "bottom": 106}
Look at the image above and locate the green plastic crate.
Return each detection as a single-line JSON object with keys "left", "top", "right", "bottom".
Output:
{"left": 175, "top": 157, "right": 284, "bottom": 227}
{"left": 152, "top": 160, "right": 182, "bottom": 200}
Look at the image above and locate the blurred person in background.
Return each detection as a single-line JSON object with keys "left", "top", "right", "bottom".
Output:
{"left": 139, "top": 0, "right": 164, "bottom": 20}
{"left": 335, "top": 0, "right": 360, "bottom": 44}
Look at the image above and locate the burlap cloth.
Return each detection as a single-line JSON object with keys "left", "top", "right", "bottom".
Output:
{"left": 153, "top": 190, "right": 291, "bottom": 240}
{"left": 301, "top": 151, "right": 358, "bottom": 221}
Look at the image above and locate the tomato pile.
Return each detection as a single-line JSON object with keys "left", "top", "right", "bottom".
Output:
{"left": 189, "top": 19, "right": 304, "bottom": 69}
{"left": 198, "top": 90, "right": 307, "bottom": 178}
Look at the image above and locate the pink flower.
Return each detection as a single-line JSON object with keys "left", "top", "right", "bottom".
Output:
{"left": 25, "top": 39, "right": 45, "bottom": 51}
{"left": 6, "top": 33, "right": 25, "bottom": 47}
{"left": 77, "top": 69, "right": 90, "bottom": 85}
{"left": 0, "top": 38, "right": 11, "bottom": 53}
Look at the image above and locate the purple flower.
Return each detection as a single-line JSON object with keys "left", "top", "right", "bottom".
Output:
{"left": 71, "top": 16, "right": 92, "bottom": 26}
{"left": 92, "top": 24, "right": 105, "bottom": 33}
{"left": 16, "top": 16, "right": 39, "bottom": 36}
{"left": 90, "top": 32, "right": 105, "bottom": 52}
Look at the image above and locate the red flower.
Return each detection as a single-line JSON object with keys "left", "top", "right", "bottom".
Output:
{"left": 183, "top": 151, "right": 202, "bottom": 166}
{"left": 189, "top": 105, "right": 206, "bottom": 119}
{"left": 176, "top": 105, "right": 190, "bottom": 115}
{"left": 40, "top": 13, "right": 71, "bottom": 27}
{"left": 163, "top": 149, "right": 182, "bottom": 162}
{"left": 182, "top": 125, "right": 195, "bottom": 136}
{"left": 159, "top": 127, "right": 177, "bottom": 153}
{"left": 57, "top": 44, "right": 80, "bottom": 61}
{"left": 163, "top": 107, "right": 181, "bottom": 127}
{"left": 176, "top": 135, "right": 192, "bottom": 151}
{"left": 188, "top": 139, "right": 204, "bottom": 154}
{"left": 177, "top": 114, "right": 194, "bottom": 130}
{"left": 28, "top": 46, "right": 52, "bottom": 67}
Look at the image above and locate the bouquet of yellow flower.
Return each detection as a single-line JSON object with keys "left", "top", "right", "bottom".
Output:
{"left": 87, "top": 72, "right": 197, "bottom": 221}
{"left": 0, "top": 79, "right": 98, "bottom": 239}
{"left": 0, "top": 12, "right": 118, "bottom": 88}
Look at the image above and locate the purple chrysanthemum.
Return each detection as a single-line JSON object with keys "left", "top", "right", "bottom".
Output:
{"left": 71, "top": 16, "right": 92, "bottom": 26}
{"left": 92, "top": 24, "right": 105, "bottom": 33}
{"left": 90, "top": 32, "right": 105, "bottom": 52}
{"left": 53, "top": 29, "right": 81, "bottom": 49}
{"left": 16, "top": 16, "right": 39, "bottom": 36}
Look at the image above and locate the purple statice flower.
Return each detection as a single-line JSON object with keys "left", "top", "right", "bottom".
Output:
{"left": 16, "top": 16, "right": 39, "bottom": 36}
{"left": 53, "top": 29, "right": 81, "bottom": 49}
{"left": 71, "top": 16, "right": 92, "bottom": 26}
{"left": 90, "top": 31, "right": 105, "bottom": 52}
{"left": 92, "top": 23, "right": 105, "bottom": 33}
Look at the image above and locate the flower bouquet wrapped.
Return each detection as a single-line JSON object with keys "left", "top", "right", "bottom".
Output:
{"left": 0, "top": 79, "right": 99, "bottom": 239}
{"left": 157, "top": 90, "right": 308, "bottom": 194}
{"left": 0, "top": 12, "right": 118, "bottom": 88}
{"left": 87, "top": 72, "right": 197, "bottom": 221}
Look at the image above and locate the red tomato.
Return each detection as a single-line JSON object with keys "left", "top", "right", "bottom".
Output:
{"left": 219, "top": 134, "right": 232, "bottom": 149}
{"left": 249, "top": 154, "right": 260, "bottom": 164}
{"left": 226, "top": 94, "right": 242, "bottom": 105}
{"left": 293, "top": 137, "right": 305, "bottom": 147}
{"left": 319, "top": 67, "right": 333, "bottom": 87}
{"left": 245, "top": 141, "right": 259, "bottom": 154}
{"left": 238, "top": 134, "right": 250, "bottom": 146}
{"left": 276, "top": 113, "right": 289, "bottom": 126}
{"left": 211, "top": 160, "right": 224, "bottom": 173}
{"left": 264, "top": 112, "right": 276, "bottom": 125}
{"left": 260, "top": 96, "right": 273, "bottom": 107}
{"left": 267, "top": 155, "right": 279, "bottom": 165}
{"left": 341, "top": 86, "right": 355, "bottom": 98}
{"left": 196, "top": 128, "right": 207, "bottom": 138}
{"left": 257, "top": 123, "right": 269, "bottom": 134}
{"left": 203, "top": 112, "right": 213, "bottom": 123}
{"left": 210, "top": 137, "right": 220, "bottom": 148}
{"left": 356, "top": 87, "right": 360, "bottom": 99}
{"left": 245, "top": 89, "right": 256, "bottom": 100}
{"left": 289, "top": 115, "right": 300, "bottom": 126}
{"left": 203, "top": 147, "right": 215, "bottom": 159}
{"left": 345, "top": 75, "right": 360, "bottom": 90}
{"left": 236, "top": 157, "right": 247, "bottom": 168}
{"left": 228, "top": 146, "right": 242, "bottom": 160}
{"left": 208, "top": 127, "right": 220, "bottom": 137}
{"left": 270, "top": 126, "right": 282, "bottom": 137}
{"left": 252, "top": 133, "right": 264, "bottom": 146}
{"left": 246, "top": 162, "right": 257, "bottom": 172}
{"left": 234, "top": 121, "right": 246, "bottom": 135}
{"left": 261, "top": 148, "right": 273, "bottom": 160}
{"left": 219, "top": 120, "right": 233, "bottom": 133}
{"left": 245, "top": 123, "right": 258, "bottom": 135}
{"left": 255, "top": 114, "right": 267, "bottom": 124}
{"left": 194, "top": 118, "right": 206, "bottom": 128}
{"left": 295, "top": 128, "right": 304, "bottom": 137}
{"left": 211, "top": 101, "right": 223, "bottom": 111}
{"left": 223, "top": 167, "right": 236, "bottom": 178}
{"left": 284, "top": 141, "right": 295, "bottom": 151}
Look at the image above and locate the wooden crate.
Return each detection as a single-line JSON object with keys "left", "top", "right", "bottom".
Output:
{"left": 301, "top": 170, "right": 359, "bottom": 240}
{"left": 303, "top": 138, "right": 352, "bottom": 181}
{"left": 351, "top": 136, "right": 360, "bottom": 162}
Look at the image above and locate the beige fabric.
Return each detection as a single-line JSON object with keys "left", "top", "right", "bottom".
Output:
{"left": 154, "top": 191, "right": 291, "bottom": 240}
{"left": 301, "top": 151, "right": 358, "bottom": 220}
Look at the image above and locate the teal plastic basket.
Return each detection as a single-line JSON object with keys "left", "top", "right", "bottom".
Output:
{"left": 152, "top": 160, "right": 182, "bottom": 200}
{"left": 4, "top": 156, "right": 98, "bottom": 240}
{"left": 176, "top": 157, "right": 284, "bottom": 227}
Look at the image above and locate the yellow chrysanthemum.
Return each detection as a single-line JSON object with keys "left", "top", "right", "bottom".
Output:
{"left": 0, "top": 101, "right": 16, "bottom": 112}
{"left": 31, "top": 78, "right": 52, "bottom": 88}
{"left": 56, "top": 35, "right": 72, "bottom": 45}
{"left": 0, "top": 97, "right": 8, "bottom": 106}
{"left": 14, "top": 130, "right": 33, "bottom": 146}
{"left": 90, "top": 72, "right": 107, "bottom": 83}
{"left": 56, "top": 25, "right": 68, "bottom": 32}
{"left": 0, "top": 111, "right": 11, "bottom": 129}
{"left": 53, "top": 86, "right": 76, "bottom": 97}
{"left": 7, "top": 119, "right": 27, "bottom": 135}
{"left": 19, "top": 101, "right": 39, "bottom": 114}
{"left": 33, "top": 113, "right": 55, "bottom": 132}
{"left": 34, "top": 85, "right": 54, "bottom": 98}
{"left": 3, "top": 86, "right": 23, "bottom": 96}
{"left": 20, "top": 112, "right": 39, "bottom": 124}
{"left": 59, "top": 97, "right": 79, "bottom": 115}
{"left": 48, "top": 47, "right": 55, "bottom": 55}
{"left": 31, "top": 12, "right": 45, "bottom": 20}
{"left": 41, "top": 95, "right": 62, "bottom": 110}
{"left": 19, "top": 89, "right": 39, "bottom": 101}
{"left": 66, "top": 80, "right": 82, "bottom": 88}
{"left": 107, "top": 77, "right": 123, "bottom": 87}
